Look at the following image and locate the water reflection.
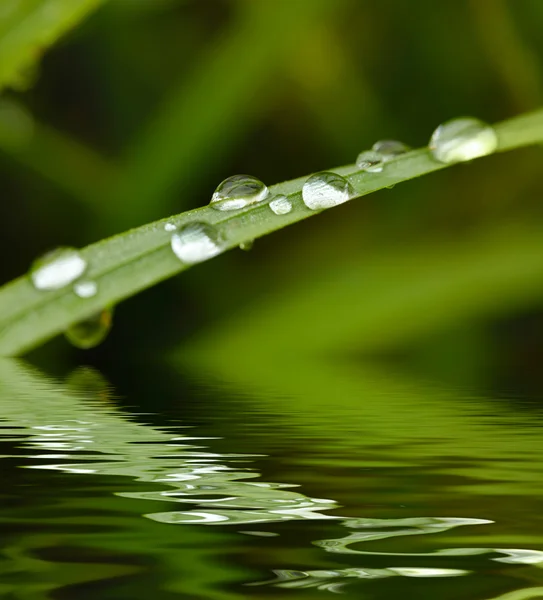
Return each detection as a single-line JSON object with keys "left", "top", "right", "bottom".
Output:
{"left": 1, "top": 358, "right": 543, "bottom": 599}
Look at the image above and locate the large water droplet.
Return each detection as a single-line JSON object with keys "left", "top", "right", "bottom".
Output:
{"left": 302, "top": 172, "right": 355, "bottom": 210}
{"left": 372, "top": 139, "right": 410, "bottom": 160}
{"left": 65, "top": 308, "right": 113, "bottom": 350}
{"left": 269, "top": 194, "right": 292, "bottom": 215}
{"left": 355, "top": 150, "right": 383, "bottom": 172}
{"left": 74, "top": 280, "right": 97, "bottom": 298}
{"left": 429, "top": 117, "right": 498, "bottom": 163}
{"left": 171, "top": 222, "right": 224, "bottom": 264}
{"left": 30, "top": 248, "right": 87, "bottom": 291}
{"left": 210, "top": 174, "right": 269, "bottom": 211}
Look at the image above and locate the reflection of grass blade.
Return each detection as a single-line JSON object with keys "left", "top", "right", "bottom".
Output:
{"left": 179, "top": 351, "right": 543, "bottom": 499}
{"left": 0, "top": 358, "right": 339, "bottom": 525}
{"left": 185, "top": 220, "right": 543, "bottom": 357}
{"left": 0, "top": 0, "right": 105, "bottom": 90}
{"left": 1, "top": 109, "right": 543, "bottom": 355}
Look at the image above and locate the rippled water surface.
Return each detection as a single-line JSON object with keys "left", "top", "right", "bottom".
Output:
{"left": 1, "top": 358, "right": 543, "bottom": 599}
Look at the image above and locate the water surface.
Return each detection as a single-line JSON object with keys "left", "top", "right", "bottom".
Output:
{"left": 1, "top": 359, "right": 542, "bottom": 599}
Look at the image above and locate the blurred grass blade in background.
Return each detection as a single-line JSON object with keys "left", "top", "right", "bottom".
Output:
{"left": 0, "top": 0, "right": 106, "bottom": 90}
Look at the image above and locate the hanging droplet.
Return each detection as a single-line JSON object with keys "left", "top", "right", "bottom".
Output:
{"left": 171, "top": 222, "right": 224, "bottom": 264}
{"left": 372, "top": 139, "right": 410, "bottom": 160}
{"left": 74, "top": 280, "right": 98, "bottom": 298}
{"left": 239, "top": 240, "right": 254, "bottom": 251}
{"left": 65, "top": 307, "right": 113, "bottom": 350}
{"left": 429, "top": 117, "right": 498, "bottom": 164}
{"left": 355, "top": 150, "right": 384, "bottom": 172}
{"left": 269, "top": 194, "right": 292, "bottom": 215}
{"left": 210, "top": 174, "right": 269, "bottom": 211}
{"left": 30, "top": 247, "right": 87, "bottom": 291}
{"left": 164, "top": 222, "right": 177, "bottom": 232}
{"left": 302, "top": 172, "right": 355, "bottom": 210}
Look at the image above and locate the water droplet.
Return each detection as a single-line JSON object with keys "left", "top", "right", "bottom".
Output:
{"left": 372, "top": 139, "right": 410, "bottom": 160}
{"left": 164, "top": 222, "right": 177, "bottom": 232}
{"left": 65, "top": 308, "right": 113, "bottom": 350}
{"left": 171, "top": 222, "right": 224, "bottom": 264}
{"left": 239, "top": 240, "right": 254, "bottom": 251}
{"left": 74, "top": 280, "right": 97, "bottom": 298}
{"left": 30, "top": 248, "right": 87, "bottom": 291}
{"left": 429, "top": 117, "right": 498, "bottom": 164}
{"left": 210, "top": 174, "right": 269, "bottom": 211}
{"left": 302, "top": 172, "right": 355, "bottom": 210}
{"left": 269, "top": 195, "right": 292, "bottom": 215}
{"left": 355, "top": 150, "right": 384, "bottom": 172}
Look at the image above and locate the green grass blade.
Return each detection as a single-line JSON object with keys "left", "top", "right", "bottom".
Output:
{"left": 0, "top": 0, "right": 106, "bottom": 90}
{"left": 0, "top": 108, "right": 543, "bottom": 356}
{"left": 0, "top": 99, "right": 116, "bottom": 207}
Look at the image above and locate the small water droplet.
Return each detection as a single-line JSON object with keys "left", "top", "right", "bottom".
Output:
{"left": 65, "top": 308, "right": 113, "bottom": 350}
{"left": 30, "top": 248, "right": 87, "bottom": 291}
{"left": 355, "top": 150, "right": 384, "bottom": 172}
{"left": 429, "top": 117, "right": 498, "bottom": 164}
{"left": 171, "top": 222, "right": 224, "bottom": 264}
{"left": 239, "top": 240, "right": 254, "bottom": 251}
{"left": 372, "top": 139, "right": 410, "bottom": 160}
{"left": 74, "top": 280, "right": 97, "bottom": 298}
{"left": 269, "top": 194, "right": 292, "bottom": 215}
{"left": 164, "top": 222, "right": 177, "bottom": 232}
{"left": 210, "top": 174, "right": 269, "bottom": 211}
{"left": 302, "top": 172, "right": 355, "bottom": 210}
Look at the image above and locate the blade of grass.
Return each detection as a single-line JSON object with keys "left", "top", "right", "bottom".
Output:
{"left": 0, "top": 99, "right": 117, "bottom": 208}
{"left": 0, "top": 108, "right": 542, "bottom": 356}
{"left": 0, "top": 0, "right": 106, "bottom": 90}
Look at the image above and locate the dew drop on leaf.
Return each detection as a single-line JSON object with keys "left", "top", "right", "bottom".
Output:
{"left": 269, "top": 195, "right": 292, "bottom": 215}
{"left": 30, "top": 248, "right": 87, "bottom": 291}
{"left": 372, "top": 139, "right": 410, "bottom": 160}
{"left": 65, "top": 307, "right": 113, "bottom": 350}
{"left": 429, "top": 117, "right": 498, "bottom": 164}
{"left": 302, "top": 172, "right": 354, "bottom": 210}
{"left": 239, "top": 240, "right": 254, "bottom": 251}
{"left": 74, "top": 280, "right": 98, "bottom": 299}
{"left": 355, "top": 150, "right": 384, "bottom": 172}
{"left": 210, "top": 174, "right": 269, "bottom": 211}
{"left": 170, "top": 222, "right": 224, "bottom": 264}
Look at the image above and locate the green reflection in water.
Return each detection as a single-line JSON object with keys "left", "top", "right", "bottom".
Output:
{"left": 1, "top": 358, "right": 543, "bottom": 599}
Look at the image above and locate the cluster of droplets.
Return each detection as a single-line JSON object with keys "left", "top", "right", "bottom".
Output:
{"left": 29, "top": 248, "right": 110, "bottom": 349}
{"left": 28, "top": 116, "right": 499, "bottom": 350}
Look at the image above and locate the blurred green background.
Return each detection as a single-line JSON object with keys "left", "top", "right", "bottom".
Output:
{"left": 1, "top": 0, "right": 543, "bottom": 393}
